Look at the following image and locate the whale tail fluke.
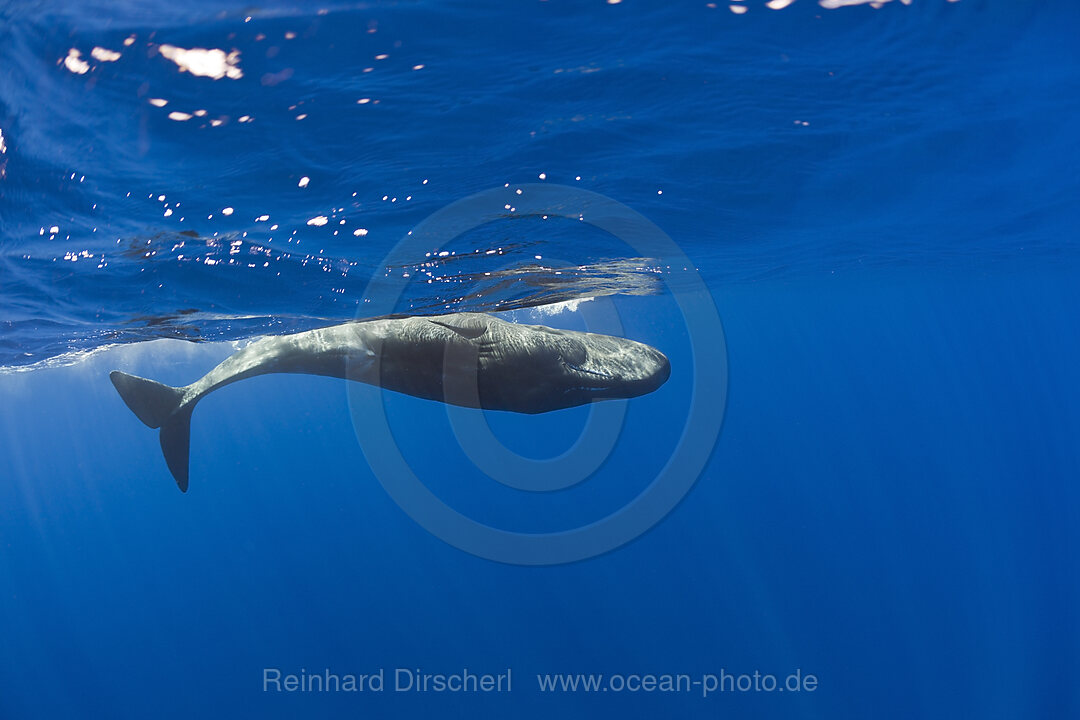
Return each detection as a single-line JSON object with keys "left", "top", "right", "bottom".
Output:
{"left": 159, "top": 407, "right": 194, "bottom": 493}
{"left": 110, "top": 371, "right": 193, "bottom": 492}
{"left": 109, "top": 371, "right": 185, "bottom": 428}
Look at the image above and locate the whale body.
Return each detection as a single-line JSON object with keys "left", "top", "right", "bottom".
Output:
{"left": 109, "top": 312, "right": 670, "bottom": 492}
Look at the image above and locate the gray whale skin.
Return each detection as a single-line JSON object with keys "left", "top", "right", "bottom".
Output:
{"left": 109, "top": 312, "right": 670, "bottom": 492}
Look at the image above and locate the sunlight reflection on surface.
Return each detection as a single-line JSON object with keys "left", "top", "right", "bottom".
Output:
{"left": 90, "top": 46, "right": 121, "bottom": 62}
{"left": 62, "top": 48, "right": 90, "bottom": 74}
{"left": 157, "top": 44, "right": 243, "bottom": 80}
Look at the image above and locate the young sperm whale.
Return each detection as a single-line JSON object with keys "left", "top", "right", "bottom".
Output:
{"left": 109, "top": 312, "right": 671, "bottom": 492}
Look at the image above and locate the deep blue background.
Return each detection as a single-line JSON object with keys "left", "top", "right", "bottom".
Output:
{"left": 2, "top": 1, "right": 1079, "bottom": 718}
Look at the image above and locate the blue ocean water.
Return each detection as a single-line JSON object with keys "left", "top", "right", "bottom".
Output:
{"left": 1, "top": 0, "right": 1078, "bottom": 717}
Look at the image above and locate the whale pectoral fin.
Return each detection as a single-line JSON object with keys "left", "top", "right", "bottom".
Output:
{"left": 159, "top": 406, "right": 194, "bottom": 493}
{"left": 428, "top": 316, "right": 488, "bottom": 340}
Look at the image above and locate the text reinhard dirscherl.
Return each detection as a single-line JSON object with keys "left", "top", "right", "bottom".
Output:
{"left": 263, "top": 668, "right": 512, "bottom": 693}
{"left": 262, "top": 668, "right": 819, "bottom": 698}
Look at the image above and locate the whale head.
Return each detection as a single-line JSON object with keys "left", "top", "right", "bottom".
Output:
{"left": 472, "top": 318, "right": 671, "bottom": 413}
{"left": 543, "top": 326, "right": 669, "bottom": 400}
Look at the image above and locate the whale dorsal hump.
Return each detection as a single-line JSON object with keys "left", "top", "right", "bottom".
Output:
{"left": 428, "top": 315, "right": 489, "bottom": 340}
